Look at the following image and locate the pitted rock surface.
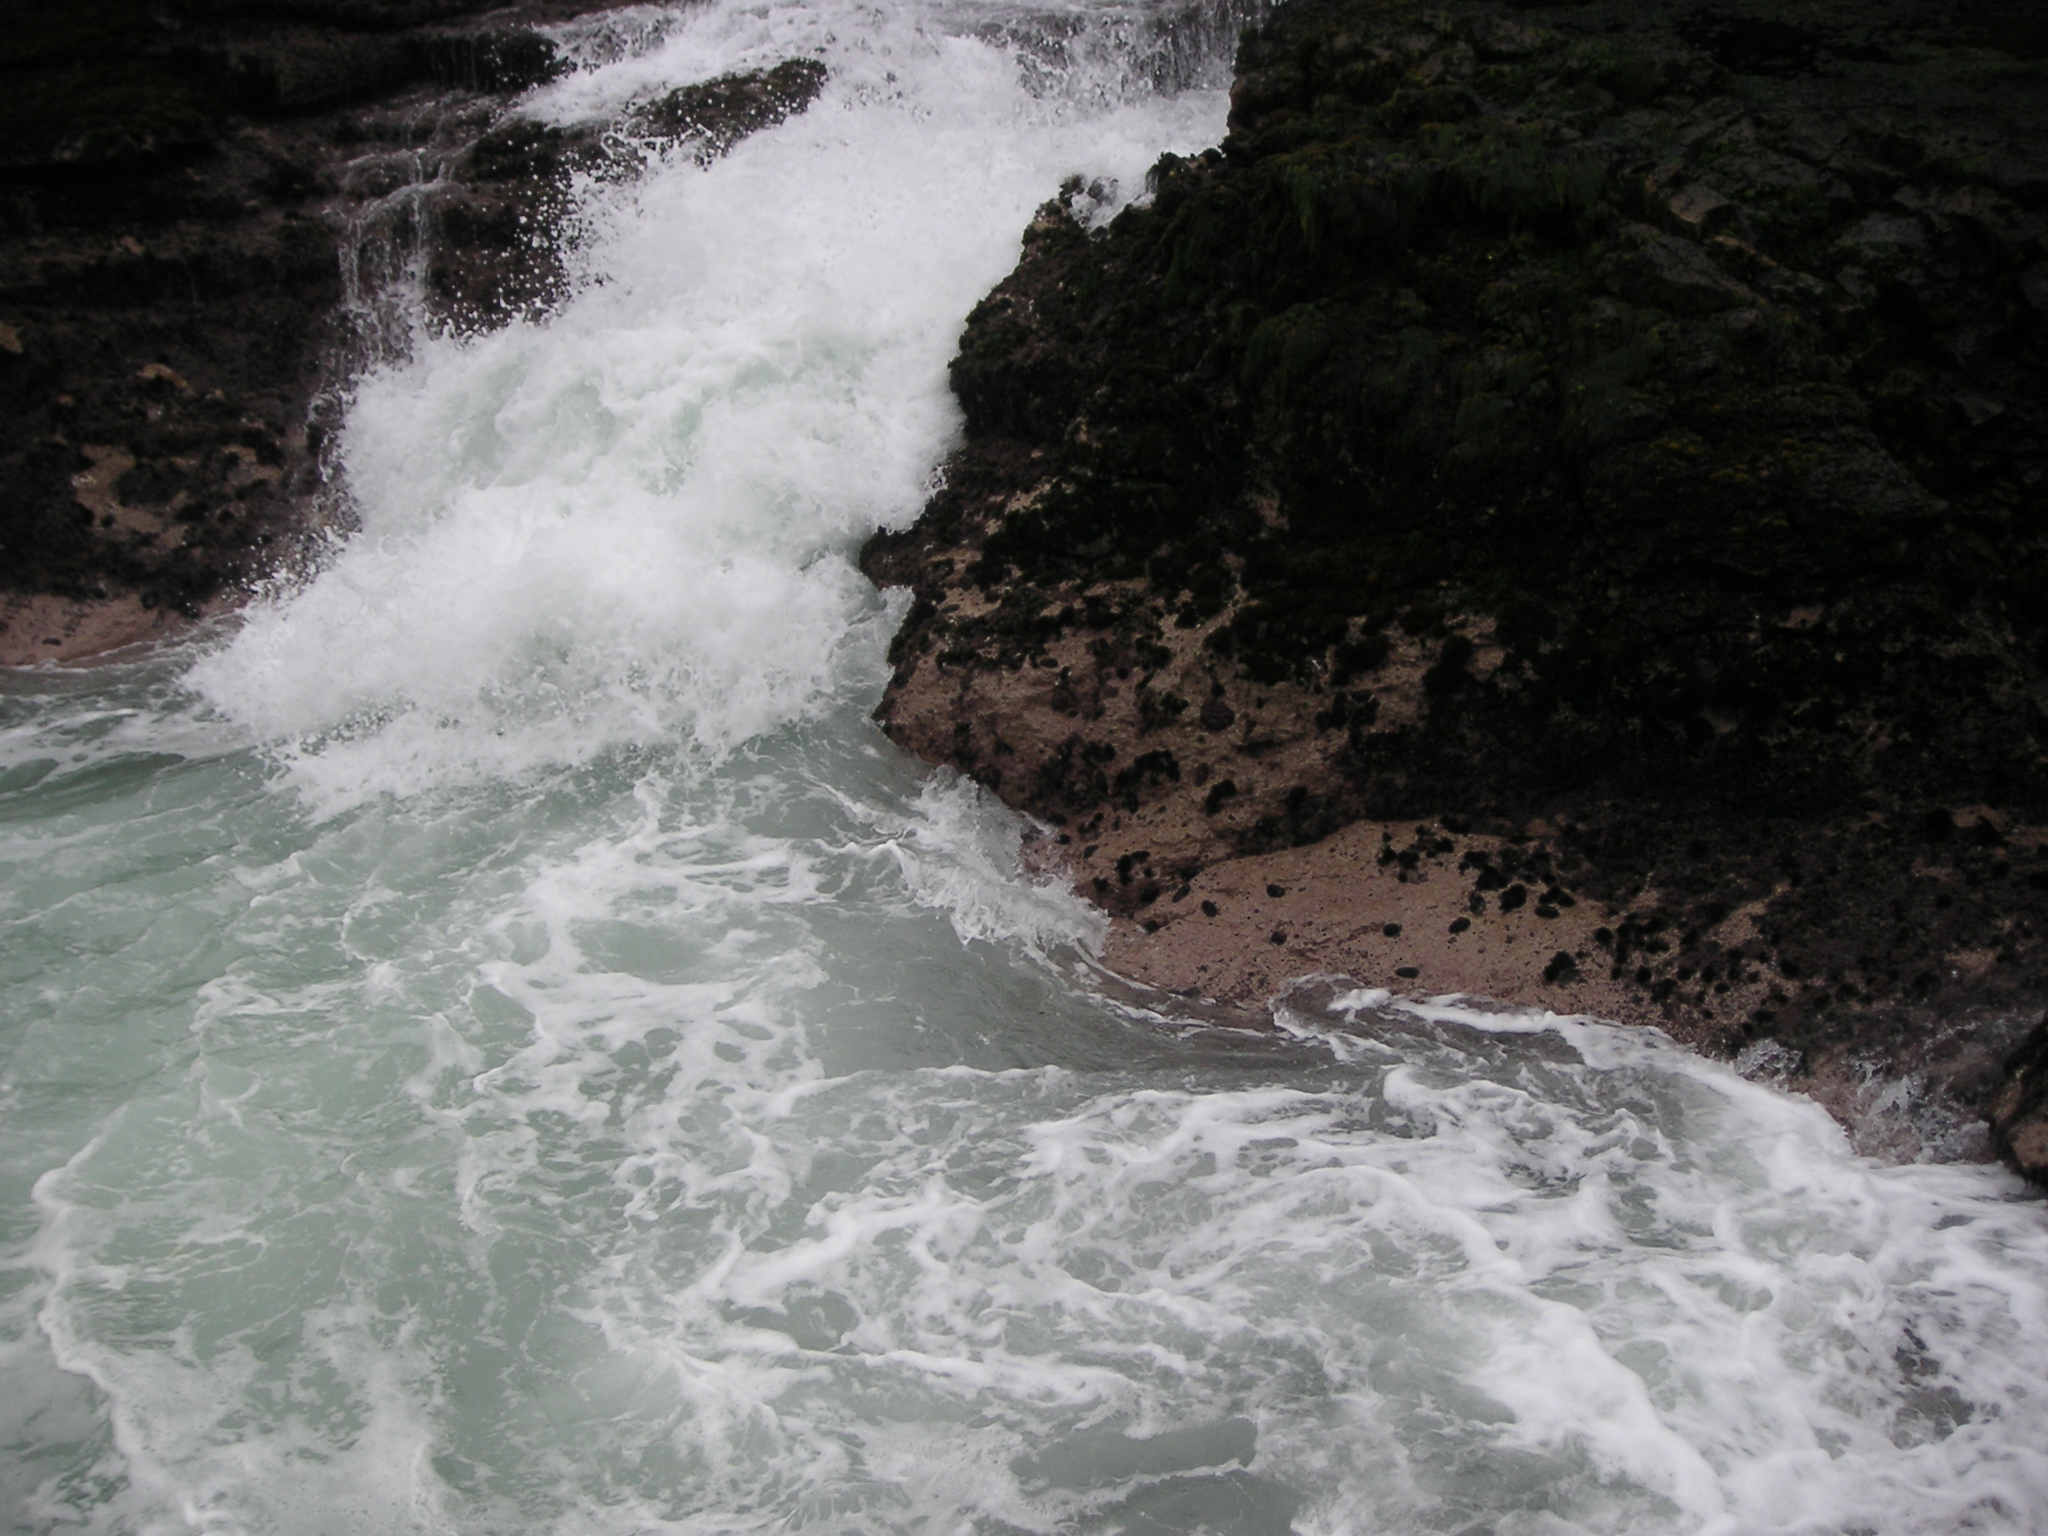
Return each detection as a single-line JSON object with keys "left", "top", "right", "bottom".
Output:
{"left": 864, "top": 0, "right": 2048, "bottom": 1161}
{"left": 2, "top": 0, "right": 825, "bottom": 659}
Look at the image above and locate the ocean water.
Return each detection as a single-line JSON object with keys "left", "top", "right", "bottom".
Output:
{"left": 4, "top": 2, "right": 2048, "bottom": 1532}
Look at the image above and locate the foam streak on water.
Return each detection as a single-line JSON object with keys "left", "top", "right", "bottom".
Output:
{"left": 3, "top": 2, "right": 2047, "bottom": 1533}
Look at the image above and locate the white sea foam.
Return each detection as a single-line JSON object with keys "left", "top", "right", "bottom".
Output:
{"left": 187, "top": 0, "right": 1230, "bottom": 814}
{"left": 16, "top": 734, "right": 2048, "bottom": 1532}
{"left": 8, "top": 0, "right": 2048, "bottom": 1533}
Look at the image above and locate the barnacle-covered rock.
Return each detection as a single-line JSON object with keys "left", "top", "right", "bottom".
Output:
{"left": 864, "top": 0, "right": 2048, "bottom": 1162}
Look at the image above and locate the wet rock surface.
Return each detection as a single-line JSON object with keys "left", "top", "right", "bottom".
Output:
{"left": 863, "top": 0, "right": 2048, "bottom": 1165}
{"left": 421, "top": 57, "right": 827, "bottom": 332}
{"left": 2, "top": 0, "right": 825, "bottom": 661}
{"left": 1992, "top": 1015, "right": 2048, "bottom": 1183}
{"left": 0, "top": 0, "right": 592, "bottom": 657}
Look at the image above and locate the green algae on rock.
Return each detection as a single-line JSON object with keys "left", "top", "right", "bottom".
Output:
{"left": 863, "top": 0, "right": 2048, "bottom": 1176}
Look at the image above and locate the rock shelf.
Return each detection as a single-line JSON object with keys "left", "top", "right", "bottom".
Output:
{"left": 863, "top": 0, "right": 2048, "bottom": 1177}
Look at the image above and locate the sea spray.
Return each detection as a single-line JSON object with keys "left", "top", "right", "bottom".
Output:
{"left": 189, "top": 0, "right": 1232, "bottom": 812}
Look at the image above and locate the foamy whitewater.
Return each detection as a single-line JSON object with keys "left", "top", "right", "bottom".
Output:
{"left": 4, "top": 2, "right": 2048, "bottom": 1531}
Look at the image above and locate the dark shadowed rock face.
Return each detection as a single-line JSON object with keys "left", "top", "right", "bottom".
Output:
{"left": 0, "top": 0, "right": 605, "bottom": 641}
{"left": 1, "top": 0, "right": 825, "bottom": 657}
{"left": 422, "top": 57, "right": 828, "bottom": 332}
{"left": 862, "top": 0, "right": 2048, "bottom": 1161}
{"left": 1993, "top": 1017, "right": 2048, "bottom": 1184}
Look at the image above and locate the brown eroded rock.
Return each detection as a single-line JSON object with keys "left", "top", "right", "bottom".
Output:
{"left": 3, "top": 1, "right": 830, "bottom": 660}
{"left": 1991, "top": 1017, "right": 2048, "bottom": 1184}
{"left": 0, "top": 590, "right": 217, "bottom": 666}
{"left": 864, "top": 0, "right": 2048, "bottom": 1166}
{"left": 0, "top": 0, "right": 624, "bottom": 644}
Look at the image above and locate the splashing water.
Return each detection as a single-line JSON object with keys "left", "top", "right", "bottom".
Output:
{"left": 3, "top": 2, "right": 2046, "bottom": 1533}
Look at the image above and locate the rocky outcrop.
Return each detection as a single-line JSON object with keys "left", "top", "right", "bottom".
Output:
{"left": 1993, "top": 1016, "right": 2048, "bottom": 1183}
{"left": 0, "top": 0, "right": 590, "bottom": 660}
{"left": 863, "top": 0, "right": 2048, "bottom": 1160}
{"left": 422, "top": 57, "right": 827, "bottom": 332}
{"left": 1, "top": 0, "right": 826, "bottom": 662}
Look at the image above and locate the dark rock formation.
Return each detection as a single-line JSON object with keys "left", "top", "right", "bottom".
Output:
{"left": 863, "top": 0, "right": 2048, "bottom": 1157}
{"left": 1992, "top": 1016, "right": 2048, "bottom": 1183}
{"left": 0, "top": 0, "right": 597, "bottom": 650}
{"left": 422, "top": 57, "right": 827, "bottom": 332}
{"left": 1, "top": 0, "right": 826, "bottom": 659}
